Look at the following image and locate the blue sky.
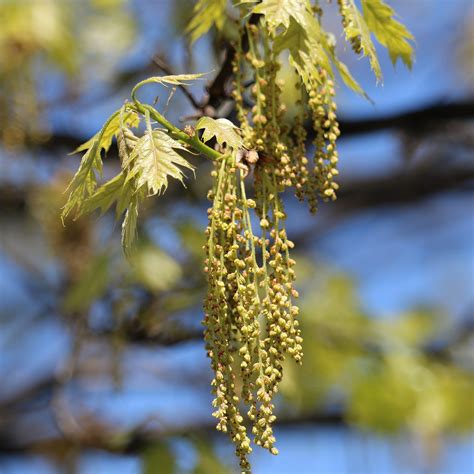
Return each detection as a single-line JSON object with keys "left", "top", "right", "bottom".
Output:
{"left": 0, "top": 0, "right": 473, "bottom": 472}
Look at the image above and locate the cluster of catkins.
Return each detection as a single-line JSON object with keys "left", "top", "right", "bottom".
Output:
{"left": 202, "top": 24, "right": 341, "bottom": 471}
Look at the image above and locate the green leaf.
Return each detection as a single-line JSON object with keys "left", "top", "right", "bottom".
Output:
{"left": 128, "top": 115, "right": 194, "bottom": 196}
{"left": 340, "top": 0, "right": 382, "bottom": 81}
{"left": 186, "top": 0, "right": 227, "bottom": 43}
{"left": 62, "top": 134, "right": 103, "bottom": 222}
{"left": 82, "top": 172, "right": 127, "bottom": 216}
{"left": 361, "top": 0, "right": 414, "bottom": 69}
{"left": 121, "top": 194, "right": 140, "bottom": 257}
{"left": 322, "top": 33, "right": 368, "bottom": 98}
{"left": 195, "top": 117, "right": 243, "bottom": 150}
{"left": 136, "top": 73, "right": 208, "bottom": 88}
{"left": 72, "top": 109, "right": 139, "bottom": 155}
{"left": 274, "top": 12, "right": 368, "bottom": 98}
{"left": 117, "top": 125, "right": 139, "bottom": 169}
{"left": 131, "top": 73, "right": 208, "bottom": 101}
{"left": 253, "top": 0, "right": 311, "bottom": 31}
{"left": 332, "top": 56, "right": 366, "bottom": 96}
{"left": 274, "top": 15, "right": 333, "bottom": 91}
{"left": 62, "top": 108, "right": 139, "bottom": 222}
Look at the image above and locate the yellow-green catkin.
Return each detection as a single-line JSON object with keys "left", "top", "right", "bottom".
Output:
{"left": 309, "top": 68, "right": 340, "bottom": 202}
{"left": 203, "top": 18, "right": 341, "bottom": 471}
{"left": 204, "top": 156, "right": 253, "bottom": 471}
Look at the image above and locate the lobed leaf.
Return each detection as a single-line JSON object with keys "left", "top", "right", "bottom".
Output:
{"left": 122, "top": 195, "right": 140, "bottom": 257}
{"left": 127, "top": 114, "right": 194, "bottom": 196}
{"left": 186, "top": 0, "right": 227, "bottom": 43}
{"left": 195, "top": 117, "right": 243, "bottom": 151}
{"left": 131, "top": 73, "right": 208, "bottom": 102}
{"left": 362, "top": 0, "right": 414, "bottom": 69}
{"left": 340, "top": 0, "right": 382, "bottom": 81}
{"left": 72, "top": 109, "right": 139, "bottom": 155}
{"left": 322, "top": 33, "right": 368, "bottom": 98}
{"left": 274, "top": 15, "right": 332, "bottom": 90}
{"left": 62, "top": 107, "right": 139, "bottom": 222}
{"left": 252, "top": 0, "right": 312, "bottom": 31}
{"left": 81, "top": 172, "right": 127, "bottom": 216}
{"left": 62, "top": 134, "right": 103, "bottom": 221}
{"left": 64, "top": 104, "right": 195, "bottom": 256}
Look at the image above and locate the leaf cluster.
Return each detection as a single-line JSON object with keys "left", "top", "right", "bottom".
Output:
{"left": 62, "top": 74, "right": 237, "bottom": 256}
{"left": 60, "top": 0, "right": 417, "bottom": 470}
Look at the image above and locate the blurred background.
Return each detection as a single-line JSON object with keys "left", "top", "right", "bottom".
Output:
{"left": 0, "top": 0, "right": 473, "bottom": 473}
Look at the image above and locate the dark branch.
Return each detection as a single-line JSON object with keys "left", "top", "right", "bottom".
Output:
{"left": 338, "top": 99, "right": 474, "bottom": 136}
{"left": 336, "top": 162, "right": 474, "bottom": 210}
{"left": 206, "top": 14, "right": 260, "bottom": 110}
{"left": 23, "top": 99, "right": 474, "bottom": 154}
{"left": 1, "top": 158, "right": 472, "bottom": 215}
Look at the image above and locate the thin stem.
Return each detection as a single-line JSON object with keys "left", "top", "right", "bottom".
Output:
{"left": 152, "top": 55, "right": 203, "bottom": 110}
{"left": 130, "top": 99, "right": 223, "bottom": 161}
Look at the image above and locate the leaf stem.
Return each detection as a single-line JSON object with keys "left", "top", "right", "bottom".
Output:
{"left": 131, "top": 100, "right": 223, "bottom": 161}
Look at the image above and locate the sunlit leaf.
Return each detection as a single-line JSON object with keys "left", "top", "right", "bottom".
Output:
{"left": 131, "top": 73, "right": 208, "bottom": 102}
{"left": 321, "top": 32, "right": 367, "bottom": 97}
{"left": 195, "top": 117, "right": 243, "bottom": 150}
{"left": 252, "top": 0, "right": 312, "bottom": 31}
{"left": 127, "top": 128, "right": 194, "bottom": 196}
{"left": 72, "top": 109, "right": 140, "bottom": 155}
{"left": 82, "top": 172, "right": 127, "bottom": 216}
{"left": 121, "top": 195, "right": 140, "bottom": 257}
{"left": 62, "top": 135, "right": 103, "bottom": 221}
{"left": 274, "top": 15, "right": 333, "bottom": 90}
{"left": 339, "top": 0, "right": 382, "bottom": 80}
{"left": 361, "top": 0, "right": 415, "bottom": 68}
{"left": 62, "top": 107, "right": 139, "bottom": 221}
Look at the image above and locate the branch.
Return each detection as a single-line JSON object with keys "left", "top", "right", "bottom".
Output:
{"left": 205, "top": 14, "right": 260, "bottom": 110}
{"left": 336, "top": 162, "right": 474, "bottom": 210}
{"left": 23, "top": 99, "right": 474, "bottom": 154}
{"left": 0, "top": 405, "right": 344, "bottom": 455}
{"left": 1, "top": 157, "right": 472, "bottom": 216}
{"left": 337, "top": 99, "right": 474, "bottom": 136}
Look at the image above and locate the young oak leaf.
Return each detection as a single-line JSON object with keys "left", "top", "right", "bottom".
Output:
{"left": 195, "top": 117, "right": 243, "bottom": 151}
{"left": 274, "top": 15, "right": 333, "bottom": 90}
{"left": 62, "top": 108, "right": 140, "bottom": 222}
{"left": 339, "top": 0, "right": 382, "bottom": 81}
{"left": 121, "top": 194, "right": 141, "bottom": 257}
{"left": 186, "top": 0, "right": 227, "bottom": 43}
{"left": 322, "top": 32, "right": 369, "bottom": 99}
{"left": 62, "top": 136, "right": 103, "bottom": 222}
{"left": 131, "top": 73, "right": 208, "bottom": 101}
{"left": 72, "top": 109, "right": 140, "bottom": 155}
{"left": 361, "top": 0, "right": 414, "bottom": 69}
{"left": 82, "top": 169, "right": 145, "bottom": 257}
{"left": 273, "top": 8, "right": 365, "bottom": 99}
{"left": 252, "top": 0, "right": 312, "bottom": 31}
{"left": 81, "top": 172, "right": 127, "bottom": 216}
{"left": 127, "top": 129, "right": 195, "bottom": 197}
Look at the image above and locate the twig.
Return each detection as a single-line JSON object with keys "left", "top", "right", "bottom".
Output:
{"left": 152, "top": 55, "right": 203, "bottom": 111}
